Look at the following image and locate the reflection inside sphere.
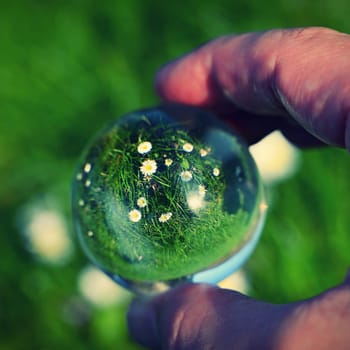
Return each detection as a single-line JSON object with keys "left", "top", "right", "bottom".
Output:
{"left": 72, "top": 105, "right": 266, "bottom": 295}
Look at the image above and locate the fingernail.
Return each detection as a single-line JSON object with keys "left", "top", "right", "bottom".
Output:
{"left": 127, "top": 298, "right": 158, "bottom": 348}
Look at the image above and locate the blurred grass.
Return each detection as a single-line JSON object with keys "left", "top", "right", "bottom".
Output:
{"left": 0, "top": 0, "right": 349, "bottom": 349}
{"left": 248, "top": 147, "right": 350, "bottom": 302}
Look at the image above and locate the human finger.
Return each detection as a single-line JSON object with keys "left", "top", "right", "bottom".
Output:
{"left": 155, "top": 27, "right": 350, "bottom": 150}
{"left": 128, "top": 272, "right": 350, "bottom": 350}
{"left": 127, "top": 283, "right": 293, "bottom": 350}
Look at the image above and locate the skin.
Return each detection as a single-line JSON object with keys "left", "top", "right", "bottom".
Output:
{"left": 127, "top": 27, "right": 350, "bottom": 349}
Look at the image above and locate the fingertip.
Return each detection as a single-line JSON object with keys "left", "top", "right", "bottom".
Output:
{"left": 154, "top": 61, "right": 176, "bottom": 99}
{"left": 154, "top": 47, "right": 218, "bottom": 106}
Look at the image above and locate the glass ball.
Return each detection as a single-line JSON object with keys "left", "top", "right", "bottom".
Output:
{"left": 72, "top": 105, "right": 266, "bottom": 295}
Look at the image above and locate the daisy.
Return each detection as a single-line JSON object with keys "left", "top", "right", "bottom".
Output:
{"left": 140, "top": 159, "right": 157, "bottom": 176}
{"left": 165, "top": 158, "right": 173, "bottom": 167}
{"left": 199, "top": 148, "right": 208, "bottom": 157}
{"left": 84, "top": 163, "right": 92, "bottom": 173}
{"left": 213, "top": 168, "right": 220, "bottom": 177}
{"left": 198, "top": 185, "right": 206, "bottom": 197}
{"left": 137, "top": 197, "right": 147, "bottom": 208}
{"left": 128, "top": 209, "right": 142, "bottom": 222}
{"left": 159, "top": 212, "right": 172, "bottom": 223}
{"left": 137, "top": 141, "right": 152, "bottom": 154}
{"left": 180, "top": 170, "right": 193, "bottom": 182}
{"left": 183, "top": 142, "right": 194, "bottom": 152}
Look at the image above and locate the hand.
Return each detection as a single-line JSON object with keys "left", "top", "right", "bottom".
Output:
{"left": 155, "top": 27, "right": 350, "bottom": 150}
{"left": 128, "top": 27, "right": 350, "bottom": 349}
{"left": 128, "top": 274, "right": 350, "bottom": 349}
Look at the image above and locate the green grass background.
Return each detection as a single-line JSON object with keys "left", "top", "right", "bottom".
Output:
{"left": 0, "top": 1, "right": 349, "bottom": 349}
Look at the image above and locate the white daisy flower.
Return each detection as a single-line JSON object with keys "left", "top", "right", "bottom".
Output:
{"left": 76, "top": 173, "right": 83, "bottom": 181}
{"left": 183, "top": 142, "right": 194, "bottom": 152}
{"left": 128, "top": 209, "right": 142, "bottom": 222}
{"left": 84, "top": 163, "right": 92, "bottom": 173}
{"left": 180, "top": 170, "right": 193, "bottom": 182}
{"left": 140, "top": 159, "right": 157, "bottom": 176}
{"left": 213, "top": 168, "right": 220, "bottom": 177}
{"left": 158, "top": 212, "right": 172, "bottom": 223}
{"left": 198, "top": 185, "right": 206, "bottom": 197}
{"left": 137, "top": 197, "right": 147, "bottom": 208}
{"left": 137, "top": 141, "right": 152, "bottom": 154}
{"left": 201, "top": 147, "right": 212, "bottom": 157}
{"left": 199, "top": 148, "right": 208, "bottom": 157}
{"left": 165, "top": 158, "right": 173, "bottom": 167}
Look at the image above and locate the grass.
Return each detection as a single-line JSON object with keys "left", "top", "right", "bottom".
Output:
{"left": 73, "top": 107, "right": 263, "bottom": 282}
{"left": 2, "top": 1, "right": 349, "bottom": 348}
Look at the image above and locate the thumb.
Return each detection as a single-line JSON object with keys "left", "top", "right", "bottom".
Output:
{"left": 127, "top": 283, "right": 292, "bottom": 350}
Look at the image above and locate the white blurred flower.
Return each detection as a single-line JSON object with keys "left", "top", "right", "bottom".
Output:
{"left": 183, "top": 143, "right": 194, "bottom": 152}
{"left": 213, "top": 168, "right": 220, "bottom": 177}
{"left": 198, "top": 185, "right": 206, "bottom": 197}
{"left": 186, "top": 192, "right": 206, "bottom": 212}
{"left": 84, "top": 163, "right": 92, "bottom": 173}
{"left": 218, "top": 270, "right": 250, "bottom": 294}
{"left": 84, "top": 179, "right": 91, "bottom": 187}
{"left": 158, "top": 212, "right": 172, "bottom": 223}
{"left": 128, "top": 209, "right": 142, "bottom": 222}
{"left": 24, "top": 208, "right": 73, "bottom": 264}
{"left": 249, "top": 130, "right": 300, "bottom": 184}
{"left": 137, "top": 197, "right": 147, "bottom": 208}
{"left": 199, "top": 148, "right": 209, "bottom": 157}
{"left": 165, "top": 158, "right": 173, "bottom": 167}
{"left": 180, "top": 170, "right": 193, "bottom": 182}
{"left": 78, "top": 265, "right": 129, "bottom": 307}
{"left": 137, "top": 141, "right": 152, "bottom": 154}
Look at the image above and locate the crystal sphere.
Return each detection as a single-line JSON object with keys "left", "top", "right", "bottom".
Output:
{"left": 72, "top": 105, "right": 266, "bottom": 295}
